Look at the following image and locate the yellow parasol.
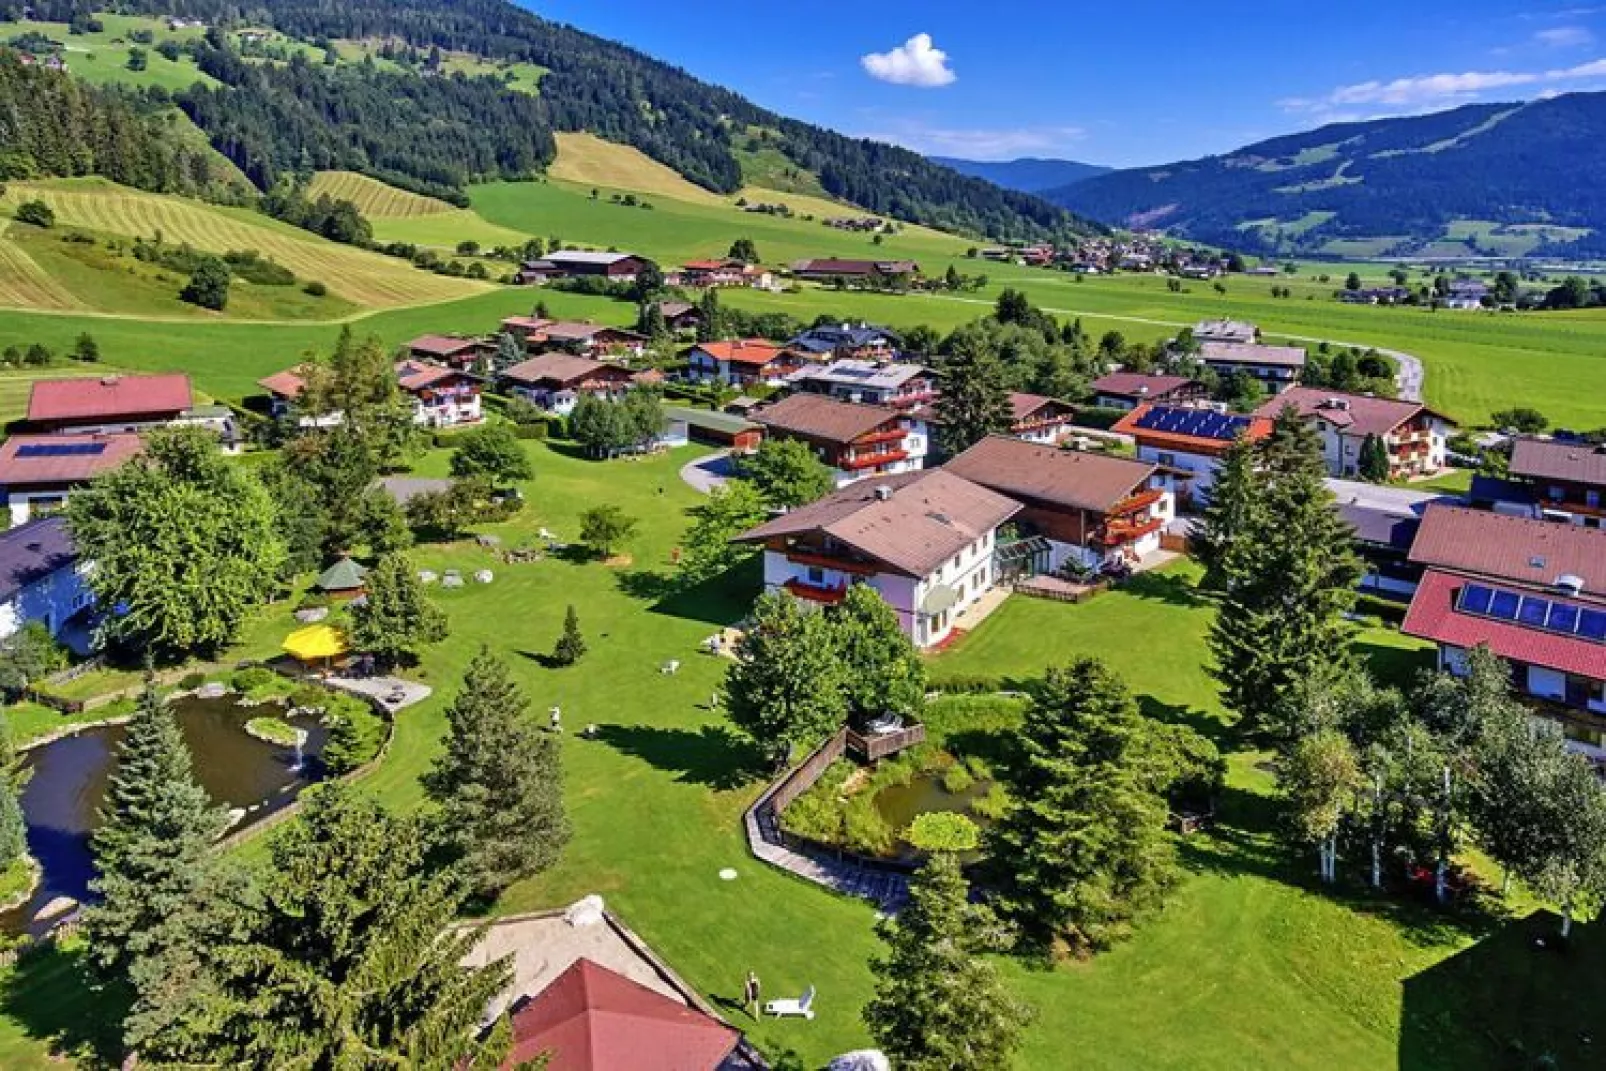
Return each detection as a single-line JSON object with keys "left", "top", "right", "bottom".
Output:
{"left": 282, "top": 624, "right": 349, "bottom": 664}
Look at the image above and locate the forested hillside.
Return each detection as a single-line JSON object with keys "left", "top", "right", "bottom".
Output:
{"left": 1050, "top": 93, "right": 1606, "bottom": 256}
{"left": 1, "top": 0, "right": 1099, "bottom": 242}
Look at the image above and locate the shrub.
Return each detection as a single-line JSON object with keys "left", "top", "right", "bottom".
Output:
{"left": 296, "top": 592, "right": 331, "bottom": 611}
{"left": 970, "top": 783, "right": 1012, "bottom": 822}
{"left": 501, "top": 394, "right": 546, "bottom": 426}
{"left": 843, "top": 802, "right": 895, "bottom": 856}
{"left": 1069, "top": 406, "right": 1128, "bottom": 431}
{"left": 14, "top": 200, "right": 55, "bottom": 228}
{"left": 231, "top": 666, "right": 277, "bottom": 693}
{"left": 931, "top": 674, "right": 1003, "bottom": 695}
{"left": 177, "top": 671, "right": 207, "bottom": 691}
{"left": 321, "top": 695, "right": 386, "bottom": 774}
{"left": 906, "top": 812, "right": 980, "bottom": 853}
{"left": 303, "top": 280, "right": 328, "bottom": 297}
{"left": 513, "top": 423, "right": 547, "bottom": 440}
{"left": 940, "top": 762, "right": 975, "bottom": 795}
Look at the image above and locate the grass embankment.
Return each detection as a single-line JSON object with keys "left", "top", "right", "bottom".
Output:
{"left": 0, "top": 179, "right": 488, "bottom": 313}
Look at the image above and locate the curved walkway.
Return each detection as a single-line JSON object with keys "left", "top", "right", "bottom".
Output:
{"left": 679, "top": 449, "right": 735, "bottom": 495}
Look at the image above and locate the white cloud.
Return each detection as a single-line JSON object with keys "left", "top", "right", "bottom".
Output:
{"left": 860, "top": 33, "right": 956, "bottom": 88}
{"left": 856, "top": 121, "right": 1086, "bottom": 160}
{"left": 1535, "top": 25, "right": 1595, "bottom": 48}
{"left": 1281, "top": 55, "right": 1606, "bottom": 114}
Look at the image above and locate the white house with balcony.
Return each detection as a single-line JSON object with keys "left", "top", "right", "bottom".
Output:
{"left": 736, "top": 470, "right": 1020, "bottom": 649}
{"left": 1254, "top": 388, "right": 1455, "bottom": 480}
{"left": 752, "top": 393, "right": 928, "bottom": 488}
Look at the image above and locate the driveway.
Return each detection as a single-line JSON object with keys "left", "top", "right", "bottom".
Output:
{"left": 679, "top": 450, "right": 736, "bottom": 495}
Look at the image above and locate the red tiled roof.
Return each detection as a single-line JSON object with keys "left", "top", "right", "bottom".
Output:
{"left": 407, "top": 335, "right": 481, "bottom": 357}
{"left": 753, "top": 393, "right": 902, "bottom": 445}
{"left": 1403, "top": 569, "right": 1606, "bottom": 680}
{"left": 28, "top": 373, "right": 191, "bottom": 424}
{"left": 257, "top": 367, "right": 309, "bottom": 399}
{"left": 1253, "top": 387, "right": 1453, "bottom": 437}
{"left": 1408, "top": 506, "right": 1606, "bottom": 597}
{"left": 0, "top": 432, "right": 145, "bottom": 486}
{"left": 504, "top": 959, "right": 740, "bottom": 1071}
{"left": 946, "top": 435, "right": 1157, "bottom": 513}
{"left": 691, "top": 339, "right": 786, "bottom": 368}
{"left": 1091, "top": 372, "right": 1200, "bottom": 400}
{"left": 681, "top": 259, "right": 730, "bottom": 271}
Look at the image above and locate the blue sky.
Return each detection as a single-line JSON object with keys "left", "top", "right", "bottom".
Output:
{"left": 529, "top": 1, "right": 1606, "bottom": 168}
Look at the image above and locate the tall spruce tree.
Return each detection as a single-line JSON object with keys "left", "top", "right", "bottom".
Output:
{"left": 1209, "top": 406, "right": 1361, "bottom": 737}
{"left": 84, "top": 679, "right": 234, "bottom": 1060}
{"left": 988, "top": 658, "right": 1177, "bottom": 952}
{"left": 863, "top": 853, "right": 1031, "bottom": 1070}
{"left": 425, "top": 648, "right": 570, "bottom": 899}
{"left": 934, "top": 333, "right": 1012, "bottom": 456}
{"left": 1192, "top": 431, "right": 1260, "bottom": 587}
{"left": 1358, "top": 433, "right": 1390, "bottom": 483}
{"left": 205, "top": 785, "right": 513, "bottom": 1068}
{"left": 349, "top": 552, "right": 448, "bottom": 667}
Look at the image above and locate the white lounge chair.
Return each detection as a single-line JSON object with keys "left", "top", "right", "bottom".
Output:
{"left": 661, "top": 660, "right": 680, "bottom": 675}
{"left": 765, "top": 985, "right": 816, "bottom": 1020}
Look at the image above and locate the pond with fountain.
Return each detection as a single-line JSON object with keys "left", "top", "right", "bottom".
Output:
{"left": 3, "top": 688, "right": 337, "bottom": 936}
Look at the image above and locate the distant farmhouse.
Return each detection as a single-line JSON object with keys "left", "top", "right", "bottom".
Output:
{"left": 790, "top": 259, "right": 920, "bottom": 284}
{"left": 515, "top": 250, "right": 655, "bottom": 285}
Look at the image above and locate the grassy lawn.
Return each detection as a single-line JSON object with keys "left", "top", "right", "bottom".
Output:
{"left": 3, "top": 444, "right": 1591, "bottom": 1069}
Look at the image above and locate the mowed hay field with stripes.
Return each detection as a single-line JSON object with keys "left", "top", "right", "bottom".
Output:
{"left": 0, "top": 179, "right": 490, "bottom": 310}
{"left": 0, "top": 225, "right": 84, "bottom": 311}
{"left": 307, "top": 171, "right": 456, "bottom": 219}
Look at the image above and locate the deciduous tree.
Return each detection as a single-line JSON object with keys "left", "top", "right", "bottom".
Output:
{"left": 450, "top": 423, "right": 533, "bottom": 486}
{"left": 425, "top": 649, "right": 569, "bottom": 899}
{"left": 831, "top": 582, "right": 926, "bottom": 717}
{"left": 1278, "top": 728, "right": 1361, "bottom": 883}
{"left": 68, "top": 426, "right": 285, "bottom": 659}
{"left": 578, "top": 504, "right": 637, "bottom": 559}
{"left": 739, "top": 438, "right": 834, "bottom": 509}
{"left": 678, "top": 481, "right": 766, "bottom": 584}
{"left": 724, "top": 591, "right": 848, "bottom": 764}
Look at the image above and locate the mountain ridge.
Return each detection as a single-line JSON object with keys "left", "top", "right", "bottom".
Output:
{"left": 1045, "top": 92, "right": 1606, "bottom": 257}
{"left": 929, "top": 156, "right": 1111, "bottom": 193}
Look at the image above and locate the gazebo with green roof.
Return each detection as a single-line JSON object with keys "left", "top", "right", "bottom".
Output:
{"left": 315, "top": 556, "right": 368, "bottom": 598}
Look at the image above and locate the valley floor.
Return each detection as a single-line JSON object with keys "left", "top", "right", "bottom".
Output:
{"left": 2, "top": 443, "right": 1599, "bottom": 1070}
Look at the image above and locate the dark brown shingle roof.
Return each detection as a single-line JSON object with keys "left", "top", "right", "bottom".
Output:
{"left": 752, "top": 393, "right": 902, "bottom": 445}
{"left": 737, "top": 469, "right": 1020, "bottom": 578}
{"left": 944, "top": 435, "right": 1157, "bottom": 513}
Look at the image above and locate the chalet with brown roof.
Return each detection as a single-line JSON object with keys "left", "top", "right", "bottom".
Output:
{"left": 1091, "top": 372, "right": 1208, "bottom": 411}
{"left": 656, "top": 301, "right": 701, "bottom": 333}
{"left": 1507, "top": 438, "right": 1606, "bottom": 526}
{"left": 1197, "top": 341, "right": 1306, "bottom": 394}
{"left": 531, "top": 321, "right": 648, "bottom": 358}
{"left": 685, "top": 340, "right": 798, "bottom": 387}
{"left": 393, "top": 360, "right": 483, "bottom": 427}
{"left": 1112, "top": 404, "right": 1274, "bottom": 508}
{"left": 0, "top": 432, "right": 145, "bottom": 525}
{"left": 501, "top": 353, "right": 646, "bottom": 416}
{"left": 405, "top": 335, "right": 488, "bottom": 369}
{"left": 790, "top": 258, "right": 921, "bottom": 282}
{"left": 1008, "top": 393, "right": 1077, "bottom": 445}
{"left": 1402, "top": 506, "right": 1606, "bottom": 761}
{"left": 499, "top": 316, "right": 555, "bottom": 342}
{"left": 1254, "top": 387, "right": 1455, "bottom": 479}
{"left": 752, "top": 393, "right": 930, "bottom": 486}
{"left": 736, "top": 469, "right": 1020, "bottom": 648}
{"left": 944, "top": 435, "right": 1173, "bottom": 573}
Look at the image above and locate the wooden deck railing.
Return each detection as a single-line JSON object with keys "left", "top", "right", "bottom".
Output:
{"left": 846, "top": 722, "right": 927, "bottom": 762}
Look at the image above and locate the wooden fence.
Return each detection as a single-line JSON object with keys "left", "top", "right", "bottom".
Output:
{"left": 846, "top": 722, "right": 927, "bottom": 762}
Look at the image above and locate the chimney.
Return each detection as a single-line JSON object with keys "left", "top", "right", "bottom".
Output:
{"left": 873, "top": 485, "right": 893, "bottom": 502}
{"left": 1555, "top": 574, "right": 1585, "bottom": 597}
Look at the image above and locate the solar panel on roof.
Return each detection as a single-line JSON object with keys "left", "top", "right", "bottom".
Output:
{"left": 1488, "top": 590, "right": 1522, "bottom": 620}
{"left": 15, "top": 442, "right": 109, "bottom": 458}
{"left": 1581, "top": 609, "right": 1606, "bottom": 642}
{"left": 1459, "top": 584, "right": 1494, "bottom": 615}
{"left": 1546, "top": 602, "right": 1580, "bottom": 634}
{"left": 1517, "top": 597, "right": 1550, "bottom": 627}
